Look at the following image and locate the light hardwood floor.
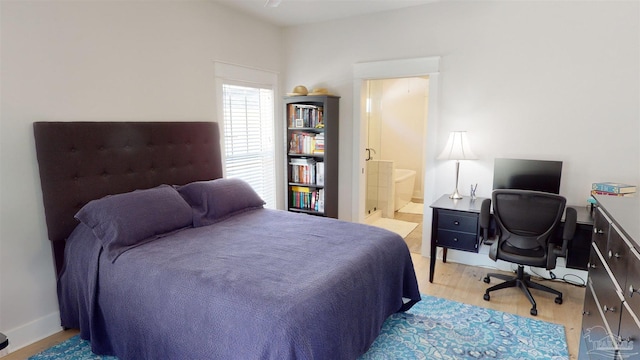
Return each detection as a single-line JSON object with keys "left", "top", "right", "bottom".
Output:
{"left": 394, "top": 210, "right": 423, "bottom": 253}
{"left": 4, "top": 233, "right": 585, "bottom": 360}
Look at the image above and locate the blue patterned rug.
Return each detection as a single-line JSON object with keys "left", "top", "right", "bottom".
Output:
{"left": 30, "top": 295, "right": 567, "bottom": 360}
{"left": 360, "top": 295, "right": 568, "bottom": 359}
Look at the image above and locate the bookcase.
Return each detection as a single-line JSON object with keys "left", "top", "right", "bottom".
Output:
{"left": 285, "top": 95, "right": 339, "bottom": 218}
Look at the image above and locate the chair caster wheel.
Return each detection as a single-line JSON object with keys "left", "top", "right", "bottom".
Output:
{"left": 555, "top": 297, "right": 563, "bottom": 304}
{"left": 483, "top": 293, "right": 490, "bottom": 301}
{"left": 530, "top": 308, "right": 538, "bottom": 316}
{"left": 483, "top": 276, "right": 490, "bottom": 284}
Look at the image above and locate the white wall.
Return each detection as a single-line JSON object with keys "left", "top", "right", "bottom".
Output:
{"left": 282, "top": 1, "right": 640, "bottom": 220}
{"left": 0, "top": 1, "right": 282, "bottom": 351}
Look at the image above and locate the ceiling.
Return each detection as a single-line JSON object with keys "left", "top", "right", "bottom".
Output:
{"left": 215, "top": 0, "right": 439, "bottom": 27}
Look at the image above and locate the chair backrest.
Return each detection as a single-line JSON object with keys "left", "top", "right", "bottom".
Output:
{"left": 492, "top": 189, "right": 566, "bottom": 251}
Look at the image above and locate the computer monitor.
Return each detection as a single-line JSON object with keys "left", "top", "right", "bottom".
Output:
{"left": 492, "top": 158, "right": 563, "bottom": 194}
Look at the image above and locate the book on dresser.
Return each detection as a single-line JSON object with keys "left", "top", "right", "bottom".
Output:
{"left": 285, "top": 95, "right": 339, "bottom": 218}
{"left": 591, "top": 182, "right": 637, "bottom": 194}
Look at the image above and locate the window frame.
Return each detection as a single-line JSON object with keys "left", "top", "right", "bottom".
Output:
{"left": 214, "top": 62, "right": 282, "bottom": 209}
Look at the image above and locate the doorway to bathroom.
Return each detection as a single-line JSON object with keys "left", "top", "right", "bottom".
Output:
{"left": 364, "top": 76, "right": 429, "bottom": 253}
{"left": 352, "top": 56, "right": 440, "bottom": 257}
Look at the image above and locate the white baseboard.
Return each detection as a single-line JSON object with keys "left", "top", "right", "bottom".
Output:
{"left": 3, "top": 311, "right": 62, "bottom": 354}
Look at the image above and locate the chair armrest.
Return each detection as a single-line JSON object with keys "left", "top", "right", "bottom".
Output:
{"left": 480, "top": 198, "right": 491, "bottom": 229}
{"left": 480, "top": 198, "right": 492, "bottom": 243}
{"left": 549, "top": 207, "right": 577, "bottom": 267}
{"left": 562, "top": 207, "right": 577, "bottom": 241}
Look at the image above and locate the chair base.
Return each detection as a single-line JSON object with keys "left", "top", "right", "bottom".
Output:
{"left": 483, "top": 265, "right": 562, "bottom": 316}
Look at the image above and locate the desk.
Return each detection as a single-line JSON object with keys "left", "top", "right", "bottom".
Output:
{"left": 429, "top": 194, "right": 594, "bottom": 283}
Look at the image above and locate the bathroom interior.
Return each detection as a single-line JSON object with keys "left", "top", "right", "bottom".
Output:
{"left": 364, "top": 76, "right": 429, "bottom": 253}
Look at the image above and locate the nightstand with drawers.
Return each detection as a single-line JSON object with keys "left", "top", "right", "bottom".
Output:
{"left": 429, "top": 195, "right": 486, "bottom": 283}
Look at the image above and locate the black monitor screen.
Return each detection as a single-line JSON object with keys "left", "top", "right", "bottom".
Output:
{"left": 492, "top": 158, "right": 563, "bottom": 194}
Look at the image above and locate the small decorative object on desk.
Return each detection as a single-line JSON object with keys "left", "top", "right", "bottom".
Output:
{"left": 470, "top": 183, "right": 478, "bottom": 200}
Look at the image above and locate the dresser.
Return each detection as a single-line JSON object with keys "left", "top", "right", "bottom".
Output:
{"left": 579, "top": 195, "right": 640, "bottom": 359}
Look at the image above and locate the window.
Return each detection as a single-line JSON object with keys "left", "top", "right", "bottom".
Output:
{"left": 221, "top": 83, "right": 276, "bottom": 208}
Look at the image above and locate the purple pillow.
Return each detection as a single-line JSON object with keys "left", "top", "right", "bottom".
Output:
{"left": 75, "top": 185, "right": 193, "bottom": 262}
{"left": 176, "top": 178, "right": 265, "bottom": 227}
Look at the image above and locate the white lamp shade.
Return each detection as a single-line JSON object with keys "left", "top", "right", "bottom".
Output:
{"left": 437, "top": 131, "right": 477, "bottom": 160}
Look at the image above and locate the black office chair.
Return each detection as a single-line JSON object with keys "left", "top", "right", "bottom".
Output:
{"left": 481, "top": 189, "right": 577, "bottom": 316}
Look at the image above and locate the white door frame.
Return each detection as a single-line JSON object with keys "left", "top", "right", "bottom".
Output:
{"left": 352, "top": 57, "right": 440, "bottom": 257}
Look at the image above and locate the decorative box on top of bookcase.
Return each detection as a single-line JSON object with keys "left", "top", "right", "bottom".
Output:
{"left": 285, "top": 95, "right": 339, "bottom": 218}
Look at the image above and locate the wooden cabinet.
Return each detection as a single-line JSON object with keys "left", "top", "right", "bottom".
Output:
{"left": 285, "top": 95, "right": 339, "bottom": 218}
{"left": 579, "top": 195, "right": 640, "bottom": 359}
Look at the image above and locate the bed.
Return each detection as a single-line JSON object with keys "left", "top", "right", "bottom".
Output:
{"left": 33, "top": 121, "right": 421, "bottom": 360}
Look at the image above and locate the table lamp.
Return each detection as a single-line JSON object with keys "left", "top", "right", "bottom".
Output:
{"left": 437, "top": 131, "right": 477, "bottom": 199}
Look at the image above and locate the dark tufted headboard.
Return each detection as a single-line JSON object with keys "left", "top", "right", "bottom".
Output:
{"left": 33, "top": 122, "right": 224, "bottom": 276}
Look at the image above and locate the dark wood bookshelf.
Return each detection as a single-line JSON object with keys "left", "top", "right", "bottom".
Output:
{"left": 285, "top": 95, "right": 339, "bottom": 218}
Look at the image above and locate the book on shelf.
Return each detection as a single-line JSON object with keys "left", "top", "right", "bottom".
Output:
{"left": 591, "top": 182, "right": 636, "bottom": 194}
{"left": 290, "top": 186, "right": 323, "bottom": 212}
{"left": 289, "top": 132, "right": 325, "bottom": 155}
{"left": 289, "top": 158, "right": 316, "bottom": 184}
{"left": 316, "top": 162, "right": 324, "bottom": 186}
{"left": 288, "top": 104, "right": 324, "bottom": 128}
{"left": 317, "top": 189, "right": 325, "bottom": 212}
{"left": 314, "top": 133, "right": 325, "bottom": 154}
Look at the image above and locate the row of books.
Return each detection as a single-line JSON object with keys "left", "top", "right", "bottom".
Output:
{"left": 287, "top": 104, "right": 324, "bottom": 128}
{"left": 315, "top": 133, "right": 325, "bottom": 154}
{"left": 591, "top": 182, "right": 636, "bottom": 197}
{"left": 290, "top": 186, "right": 325, "bottom": 212}
{"left": 289, "top": 158, "right": 324, "bottom": 185}
{"left": 289, "top": 132, "right": 324, "bottom": 155}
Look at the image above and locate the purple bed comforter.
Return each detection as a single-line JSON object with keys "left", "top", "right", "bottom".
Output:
{"left": 58, "top": 209, "right": 420, "bottom": 359}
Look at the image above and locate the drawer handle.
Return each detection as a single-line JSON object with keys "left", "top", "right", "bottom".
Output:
{"left": 594, "top": 228, "right": 604, "bottom": 235}
{"left": 608, "top": 250, "right": 621, "bottom": 259}
{"left": 453, "top": 221, "right": 460, "bottom": 226}
{"left": 630, "top": 285, "right": 640, "bottom": 297}
{"left": 603, "top": 305, "right": 616, "bottom": 313}
{"left": 582, "top": 310, "right": 590, "bottom": 316}
{"left": 453, "top": 238, "right": 459, "bottom": 242}
{"left": 588, "top": 262, "right": 597, "bottom": 269}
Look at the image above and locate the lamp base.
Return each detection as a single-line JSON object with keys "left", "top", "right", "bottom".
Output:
{"left": 449, "top": 160, "right": 464, "bottom": 199}
{"left": 449, "top": 189, "right": 463, "bottom": 200}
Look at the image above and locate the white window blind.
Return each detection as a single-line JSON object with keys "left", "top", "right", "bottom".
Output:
{"left": 222, "top": 83, "right": 276, "bottom": 209}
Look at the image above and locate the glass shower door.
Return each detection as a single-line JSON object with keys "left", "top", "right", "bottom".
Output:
{"left": 365, "top": 80, "right": 383, "bottom": 217}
